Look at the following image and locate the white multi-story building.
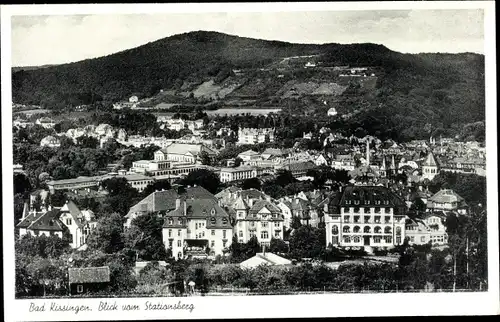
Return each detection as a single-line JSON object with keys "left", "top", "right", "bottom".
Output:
{"left": 162, "top": 198, "right": 233, "bottom": 259}
{"left": 231, "top": 196, "right": 284, "bottom": 245}
{"left": 59, "top": 200, "right": 98, "bottom": 249}
{"left": 154, "top": 143, "right": 216, "bottom": 164}
{"left": 36, "top": 117, "right": 56, "bottom": 129}
{"left": 237, "top": 127, "right": 275, "bottom": 145}
{"left": 324, "top": 185, "right": 407, "bottom": 250}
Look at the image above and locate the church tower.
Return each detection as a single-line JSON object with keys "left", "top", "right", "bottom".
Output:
{"left": 422, "top": 152, "right": 439, "bottom": 181}
{"left": 380, "top": 156, "right": 387, "bottom": 178}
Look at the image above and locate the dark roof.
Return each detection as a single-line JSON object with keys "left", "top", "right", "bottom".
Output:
{"left": 68, "top": 266, "right": 110, "bottom": 284}
{"left": 329, "top": 185, "right": 407, "bottom": 208}
{"left": 18, "top": 209, "right": 65, "bottom": 231}
{"left": 163, "top": 199, "right": 232, "bottom": 229}
{"left": 127, "top": 186, "right": 215, "bottom": 217}
{"left": 282, "top": 161, "right": 317, "bottom": 172}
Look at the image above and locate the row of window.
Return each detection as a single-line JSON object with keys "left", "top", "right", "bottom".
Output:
{"left": 332, "top": 225, "right": 401, "bottom": 234}
{"left": 168, "top": 229, "right": 228, "bottom": 238}
{"left": 238, "top": 230, "right": 281, "bottom": 239}
{"left": 166, "top": 216, "right": 228, "bottom": 226}
{"left": 343, "top": 215, "right": 391, "bottom": 223}
{"left": 342, "top": 207, "right": 392, "bottom": 214}
{"left": 344, "top": 200, "right": 390, "bottom": 206}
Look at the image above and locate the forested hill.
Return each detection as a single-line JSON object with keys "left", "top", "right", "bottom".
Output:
{"left": 12, "top": 31, "right": 485, "bottom": 141}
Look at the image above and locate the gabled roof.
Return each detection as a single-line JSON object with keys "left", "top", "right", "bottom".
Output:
{"left": 19, "top": 209, "right": 65, "bottom": 231}
{"left": 160, "top": 143, "right": 216, "bottom": 156}
{"left": 231, "top": 196, "right": 249, "bottom": 210}
{"left": 127, "top": 186, "right": 216, "bottom": 217}
{"left": 249, "top": 200, "right": 281, "bottom": 214}
{"left": 60, "top": 200, "right": 84, "bottom": 228}
{"left": 423, "top": 153, "right": 439, "bottom": 167}
{"left": 238, "top": 150, "right": 260, "bottom": 156}
{"left": 68, "top": 266, "right": 110, "bottom": 284}
{"left": 428, "top": 189, "right": 466, "bottom": 205}
{"left": 329, "top": 186, "right": 406, "bottom": 208}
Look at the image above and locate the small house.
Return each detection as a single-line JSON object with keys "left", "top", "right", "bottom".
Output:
{"left": 68, "top": 266, "right": 110, "bottom": 295}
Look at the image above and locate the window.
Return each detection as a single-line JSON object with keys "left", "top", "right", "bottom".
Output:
{"left": 396, "top": 237, "right": 402, "bottom": 244}
{"left": 353, "top": 236, "right": 360, "bottom": 243}
{"left": 274, "top": 222, "right": 280, "bottom": 227}
{"left": 168, "top": 217, "right": 173, "bottom": 225}
{"left": 168, "top": 240, "right": 173, "bottom": 247}
{"left": 374, "top": 236, "right": 382, "bottom": 243}
{"left": 384, "top": 227, "right": 392, "bottom": 234}
{"left": 374, "top": 226, "right": 382, "bottom": 234}
{"left": 177, "top": 240, "right": 182, "bottom": 247}
{"left": 222, "top": 218, "right": 228, "bottom": 225}
{"left": 332, "top": 225, "right": 339, "bottom": 235}
{"left": 178, "top": 218, "right": 183, "bottom": 225}
{"left": 343, "top": 207, "right": 349, "bottom": 213}
{"left": 211, "top": 230, "right": 215, "bottom": 236}
{"left": 353, "top": 226, "right": 361, "bottom": 233}
{"left": 239, "top": 231, "right": 243, "bottom": 237}
{"left": 354, "top": 207, "right": 360, "bottom": 213}
{"left": 261, "top": 231, "right": 269, "bottom": 239}
{"left": 211, "top": 217, "right": 216, "bottom": 225}
{"left": 396, "top": 227, "right": 402, "bottom": 235}
{"left": 364, "top": 226, "right": 371, "bottom": 233}
{"left": 178, "top": 229, "right": 181, "bottom": 237}
{"left": 364, "top": 216, "right": 370, "bottom": 223}
{"left": 363, "top": 208, "right": 370, "bottom": 213}
{"left": 343, "top": 236, "right": 351, "bottom": 243}
{"left": 178, "top": 252, "right": 182, "bottom": 259}
{"left": 262, "top": 222, "right": 268, "bottom": 228}
{"left": 168, "top": 229, "right": 172, "bottom": 238}
{"left": 332, "top": 236, "right": 339, "bottom": 244}
{"left": 344, "top": 216, "right": 350, "bottom": 223}
{"left": 385, "top": 216, "right": 391, "bottom": 223}
{"left": 374, "top": 216, "right": 381, "bottom": 223}
{"left": 410, "top": 236, "right": 415, "bottom": 242}
{"left": 223, "top": 241, "right": 227, "bottom": 248}
{"left": 385, "top": 236, "right": 393, "bottom": 243}
{"left": 354, "top": 216, "right": 360, "bottom": 223}
{"left": 343, "top": 226, "right": 350, "bottom": 233}
{"left": 385, "top": 208, "right": 391, "bottom": 213}
{"left": 66, "top": 218, "right": 72, "bottom": 225}
{"left": 77, "top": 285, "right": 84, "bottom": 293}
{"left": 275, "top": 231, "right": 280, "bottom": 238}
{"left": 223, "top": 230, "right": 227, "bottom": 239}
{"left": 421, "top": 236, "right": 426, "bottom": 242}
{"left": 211, "top": 240, "right": 215, "bottom": 247}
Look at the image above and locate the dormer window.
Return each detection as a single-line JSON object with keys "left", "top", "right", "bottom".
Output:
{"left": 168, "top": 217, "right": 173, "bottom": 225}
{"left": 211, "top": 217, "right": 216, "bottom": 225}
{"left": 211, "top": 208, "right": 216, "bottom": 216}
{"left": 222, "top": 217, "right": 228, "bottom": 225}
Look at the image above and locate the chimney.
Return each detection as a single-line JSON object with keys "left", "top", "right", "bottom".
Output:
{"left": 183, "top": 200, "right": 187, "bottom": 215}
{"left": 176, "top": 198, "right": 181, "bottom": 210}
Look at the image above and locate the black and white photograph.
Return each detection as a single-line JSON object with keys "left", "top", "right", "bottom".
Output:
{"left": 2, "top": 2, "right": 498, "bottom": 321}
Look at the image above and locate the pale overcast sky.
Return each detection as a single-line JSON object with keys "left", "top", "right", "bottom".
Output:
{"left": 11, "top": 10, "right": 484, "bottom": 67}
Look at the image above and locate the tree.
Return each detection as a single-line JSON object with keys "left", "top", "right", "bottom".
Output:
{"left": 233, "top": 157, "right": 243, "bottom": 167}
{"left": 141, "top": 180, "right": 172, "bottom": 198}
{"left": 410, "top": 197, "right": 426, "bottom": 216}
{"left": 199, "top": 151, "right": 212, "bottom": 166}
{"left": 289, "top": 226, "right": 325, "bottom": 260}
{"left": 124, "top": 212, "right": 168, "bottom": 261}
{"left": 87, "top": 213, "right": 125, "bottom": 253}
{"left": 241, "top": 178, "right": 261, "bottom": 191}
{"left": 291, "top": 216, "right": 302, "bottom": 230}
{"left": 178, "top": 169, "right": 221, "bottom": 194}
{"left": 76, "top": 135, "right": 99, "bottom": 149}
{"left": 14, "top": 173, "right": 32, "bottom": 195}
{"left": 269, "top": 238, "right": 288, "bottom": 254}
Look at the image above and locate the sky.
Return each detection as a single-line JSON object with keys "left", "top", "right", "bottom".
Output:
{"left": 11, "top": 9, "right": 485, "bottom": 67}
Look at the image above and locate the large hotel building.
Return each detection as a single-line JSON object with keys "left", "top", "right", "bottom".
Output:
{"left": 324, "top": 185, "right": 407, "bottom": 249}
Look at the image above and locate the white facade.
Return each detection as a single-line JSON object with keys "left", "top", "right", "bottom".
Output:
{"left": 40, "top": 135, "right": 61, "bottom": 148}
